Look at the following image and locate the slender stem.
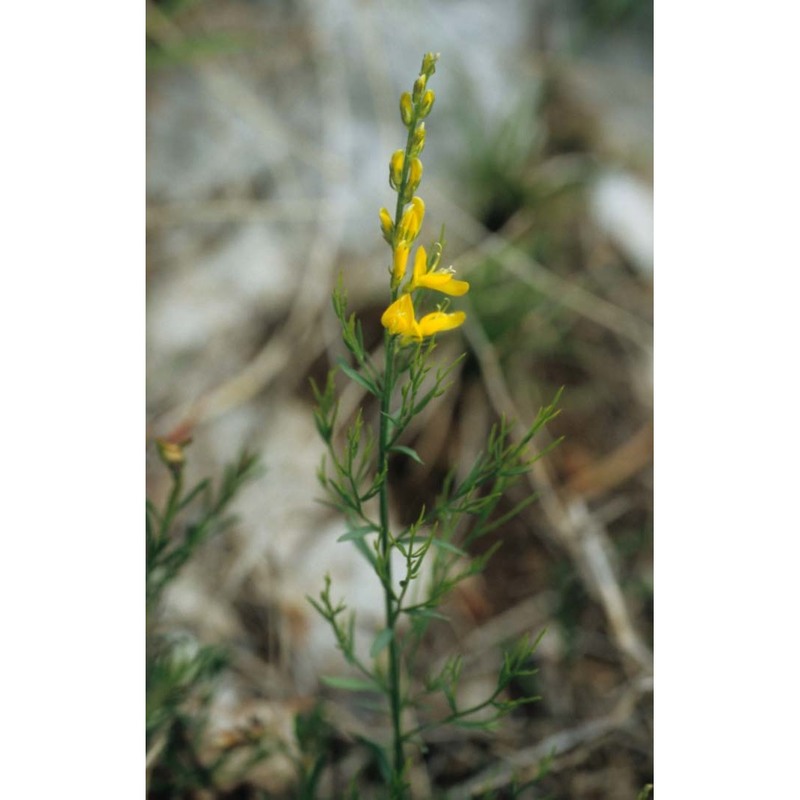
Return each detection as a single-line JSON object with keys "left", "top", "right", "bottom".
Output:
{"left": 378, "top": 331, "right": 405, "bottom": 795}
{"left": 158, "top": 469, "right": 183, "bottom": 544}
{"left": 380, "top": 98, "right": 422, "bottom": 799}
{"left": 394, "top": 115, "right": 418, "bottom": 225}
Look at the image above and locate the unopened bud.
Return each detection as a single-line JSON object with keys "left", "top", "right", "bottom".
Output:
{"left": 421, "top": 52, "right": 439, "bottom": 76}
{"left": 156, "top": 437, "right": 188, "bottom": 475}
{"left": 406, "top": 157, "right": 423, "bottom": 197}
{"left": 409, "top": 122, "right": 426, "bottom": 156}
{"left": 412, "top": 74, "right": 427, "bottom": 103}
{"left": 393, "top": 241, "right": 410, "bottom": 285}
{"left": 398, "top": 196, "right": 425, "bottom": 243}
{"left": 400, "top": 92, "right": 413, "bottom": 127}
{"left": 379, "top": 207, "right": 394, "bottom": 243}
{"left": 418, "top": 90, "right": 435, "bottom": 118}
{"left": 389, "top": 150, "right": 404, "bottom": 190}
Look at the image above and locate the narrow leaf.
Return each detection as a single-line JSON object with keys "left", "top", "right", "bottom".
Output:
{"left": 337, "top": 357, "right": 378, "bottom": 396}
{"left": 370, "top": 627, "right": 394, "bottom": 659}
{"left": 337, "top": 525, "right": 377, "bottom": 543}
{"left": 390, "top": 445, "right": 425, "bottom": 465}
{"left": 321, "top": 675, "right": 378, "bottom": 692}
{"left": 429, "top": 538, "right": 468, "bottom": 557}
{"left": 406, "top": 607, "right": 450, "bottom": 622}
{"left": 177, "top": 478, "right": 210, "bottom": 512}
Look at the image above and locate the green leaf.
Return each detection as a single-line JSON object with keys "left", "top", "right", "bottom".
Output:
{"left": 177, "top": 478, "right": 210, "bottom": 512}
{"left": 350, "top": 534, "right": 377, "bottom": 567}
{"left": 406, "top": 607, "right": 450, "bottom": 622}
{"left": 476, "top": 491, "right": 540, "bottom": 538}
{"left": 390, "top": 445, "right": 425, "bottom": 465}
{"left": 429, "top": 538, "right": 468, "bottom": 557}
{"left": 370, "top": 627, "right": 394, "bottom": 658}
{"left": 321, "top": 675, "right": 378, "bottom": 692}
{"left": 337, "top": 357, "right": 378, "bottom": 396}
{"left": 354, "top": 734, "right": 392, "bottom": 783}
{"left": 337, "top": 525, "right": 377, "bottom": 543}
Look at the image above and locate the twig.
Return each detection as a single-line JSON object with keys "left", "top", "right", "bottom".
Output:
{"left": 445, "top": 674, "right": 653, "bottom": 798}
{"left": 462, "top": 304, "right": 653, "bottom": 674}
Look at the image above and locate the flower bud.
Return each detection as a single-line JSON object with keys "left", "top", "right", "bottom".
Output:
{"left": 409, "top": 122, "right": 426, "bottom": 156}
{"left": 398, "top": 196, "right": 425, "bottom": 243}
{"left": 389, "top": 149, "right": 404, "bottom": 190}
{"left": 156, "top": 437, "right": 189, "bottom": 476}
{"left": 392, "top": 241, "right": 410, "bottom": 285}
{"left": 407, "top": 157, "right": 423, "bottom": 196}
{"left": 418, "top": 90, "right": 435, "bottom": 118}
{"left": 379, "top": 207, "right": 394, "bottom": 243}
{"left": 412, "top": 74, "right": 427, "bottom": 103}
{"left": 399, "top": 91, "right": 413, "bottom": 127}
{"left": 421, "top": 52, "right": 439, "bottom": 76}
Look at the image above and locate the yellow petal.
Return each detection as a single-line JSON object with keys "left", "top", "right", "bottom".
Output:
{"left": 379, "top": 207, "right": 394, "bottom": 242}
{"left": 389, "top": 150, "right": 404, "bottom": 189}
{"left": 400, "top": 92, "right": 413, "bottom": 126}
{"left": 414, "top": 272, "right": 470, "bottom": 296}
{"left": 393, "top": 242, "right": 410, "bottom": 284}
{"left": 381, "top": 293, "right": 418, "bottom": 337}
{"left": 399, "top": 196, "right": 425, "bottom": 242}
{"left": 408, "top": 157, "right": 423, "bottom": 189}
{"left": 417, "top": 310, "right": 466, "bottom": 337}
{"left": 419, "top": 89, "right": 435, "bottom": 118}
{"left": 440, "top": 277, "right": 470, "bottom": 296}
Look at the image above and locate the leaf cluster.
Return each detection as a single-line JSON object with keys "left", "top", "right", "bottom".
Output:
{"left": 308, "top": 575, "right": 384, "bottom": 694}
{"left": 407, "top": 631, "right": 545, "bottom": 743}
{"left": 146, "top": 445, "right": 263, "bottom": 794}
{"left": 312, "top": 289, "right": 563, "bottom": 751}
{"left": 146, "top": 449, "right": 261, "bottom": 608}
{"left": 402, "top": 390, "right": 563, "bottom": 637}
{"left": 331, "top": 280, "right": 382, "bottom": 396}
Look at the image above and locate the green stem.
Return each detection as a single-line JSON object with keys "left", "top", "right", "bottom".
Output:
{"left": 158, "top": 469, "right": 183, "bottom": 544}
{"left": 380, "top": 98, "right": 423, "bottom": 799}
{"left": 394, "top": 115, "right": 419, "bottom": 226}
{"left": 378, "top": 331, "right": 405, "bottom": 796}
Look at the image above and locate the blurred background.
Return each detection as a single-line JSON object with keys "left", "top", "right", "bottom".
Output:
{"left": 146, "top": 0, "right": 653, "bottom": 796}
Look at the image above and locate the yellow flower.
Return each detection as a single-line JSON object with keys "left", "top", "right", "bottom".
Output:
{"left": 381, "top": 293, "right": 418, "bottom": 339}
{"left": 408, "top": 246, "right": 469, "bottom": 296}
{"left": 397, "top": 197, "right": 425, "bottom": 243}
{"left": 381, "top": 292, "right": 465, "bottom": 343}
